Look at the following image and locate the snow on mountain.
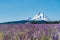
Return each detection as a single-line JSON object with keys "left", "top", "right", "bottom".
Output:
{"left": 31, "top": 12, "right": 48, "bottom": 21}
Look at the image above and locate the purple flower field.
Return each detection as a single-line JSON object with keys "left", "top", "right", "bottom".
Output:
{"left": 0, "top": 24, "right": 60, "bottom": 40}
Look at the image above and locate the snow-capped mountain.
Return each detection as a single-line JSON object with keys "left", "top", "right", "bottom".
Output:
{"left": 31, "top": 12, "right": 48, "bottom": 21}
{"left": 0, "top": 12, "right": 59, "bottom": 24}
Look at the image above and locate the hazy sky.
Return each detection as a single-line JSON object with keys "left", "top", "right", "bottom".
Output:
{"left": 0, "top": 0, "right": 60, "bottom": 22}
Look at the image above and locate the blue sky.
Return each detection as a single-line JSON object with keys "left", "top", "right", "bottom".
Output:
{"left": 0, "top": 0, "right": 60, "bottom": 22}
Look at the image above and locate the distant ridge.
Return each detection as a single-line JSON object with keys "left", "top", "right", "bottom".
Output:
{"left": 0, "top": 20, "right": 59, "bottom": 24}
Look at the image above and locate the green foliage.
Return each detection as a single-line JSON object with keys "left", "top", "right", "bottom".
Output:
{"left": 0, "top": 31, "right": 4, "bottom": 40}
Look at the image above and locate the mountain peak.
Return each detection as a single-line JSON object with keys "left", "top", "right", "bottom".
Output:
{"left": 30, "top": 12, "right": 48, "bottom": 21}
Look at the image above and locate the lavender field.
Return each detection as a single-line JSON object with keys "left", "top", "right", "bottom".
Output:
{"left": 0, "top": 24, "right": 60, "bottom": 40}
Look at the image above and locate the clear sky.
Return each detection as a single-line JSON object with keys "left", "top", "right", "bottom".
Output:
{"left": 0, "top": 0, "right": 60, "bottom": 22}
